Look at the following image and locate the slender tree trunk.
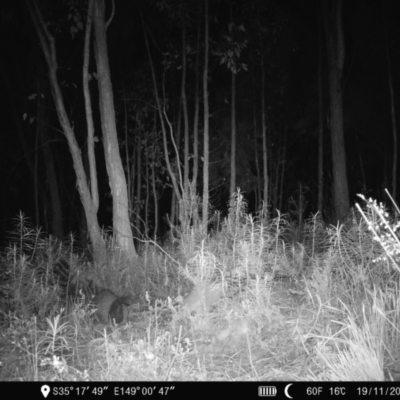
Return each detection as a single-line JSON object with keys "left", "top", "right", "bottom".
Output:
{"left": 171, "top": 187, "right": 177, "bottom": 228}
{"left": 170, "top": 102, "right": 182, "bottom": 227}
{"left": 131, "top": 137, "right": 136, "bottom": 221}
{"left": 37, "top": 79, "right": 64, "bottom": 238}
{"left": 228, "top": 2, "right": 238, "bottom": 197}
{"left": 79, "top": 145, "right": 91, "bottom": 247}
{"left": 144, "top": 136, "right": 149, "bottom": 237}
{"left": 181, "top": 22, "right": 189, "bottom": 197}
{"left": 253, "top": 110, "right": 261, "bottom": 211}
{"left": 93, "top": 0, "right": 137, "bottom": 260}
{"left": 135, "top": 127, "right": 142, "bottom": 236}
{"left": 192, "top": 4, "right": 201, "bottom": 188}
{"left": 384, "top": 15, "right": 398, "bottom": 200}
{"left": 261, "top": 57, "right": 268, "bottom": 217}
{"left": 151, "top": 154, "right": 158, "bottom": 240}
{"left": 324, "top": 0, "right": 349, "bottom": 221}
{"left": 83, "top": 0, "right": 99, "bottom": 216}
{"left": 230, "top": 71, "right": 236, "bottom": 194}
{"left": 34, "top": 112, "right": 40, "bottom": 226}
{"left": 122, "top": 84, "right": 132, "bottom": 215}
{"left": 151, "top": 110, "right": 159, "bottom": 239}
{"left": 273, "top": 142, "right": 281, "bottom": 211}
{"left": 354, "top": 130, "right": 366, "bottom": 189}
{"left": 29, "top": 1, "right": 105, "bottom": 262}
{"left": 317, "top": 0, "right": 324, "bottom": 212}
{"left": 202, "top": 0, "right": 210, "bottom": 230}
{"left": 383, "top": 113, "right": 389, "bottom": 192}
{"left": 142, "top": 14, "right": 182, "bottom": 202}
{"left": 252, "top": 71, "right": 261, "bottom": 210}
{"left": 278, "top": 121, "right": 287, "bottom": 212}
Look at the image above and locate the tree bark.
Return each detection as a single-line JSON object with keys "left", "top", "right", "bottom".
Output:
{"left": 181, "top": 22, "right": 190, "bottom": 197}
{"left": 171, "top": 102, "right": 182, "bottom": 227}
{"left": 202, "top": 0, "right": 210, "bottom": 230}
{"left": 135, "top": 126, "right": 142, "bottom": 236}
{"left": 253, "top": 109, "right": 261, "bottom": 211}
{"left": 261, "top": 56, "right": 269, "bottom": 218}
{"left": 37, "top": 78, "right": 64, "bottom": 239}
{"left": 144, "top": 136, "right": 150, "bottom": 237}
{"left": 317, "top": 0, "right": 324, "bottom": 213}
{"left": 122, "top": 83, "right": 132, "bottom": 217}
{"left": 252, "top": 70, "right": 261, "bottom": 211}
{"left": 142, "top": 14, "right": 182, "bottom": 202}
{"left": 324, "top": 0, "right": 349, "bottom": 221}
{"left": 383, "top": 11, "right": 398, "bottom": 200}
{"left": 192, "top": 4, "right": 201, "bottom": 189}
{"left": 83, "top": 0, "right": 99, "bottom": 216}
{"left": 278, "top": 121, "right": 287, "bottom": 212}
{"left": 151, "top": 149, "right": 158, "bottom": 239}
{"left": 230, "top": 71, "right": 237, "bottom": 195}
{"left": 28, "top": 0, "right": 105, "bottom": 262}
{"left": 93, "top": 0, "right": 137, "bottom": 260}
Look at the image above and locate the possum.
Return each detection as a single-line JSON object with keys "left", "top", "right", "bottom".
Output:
{"left": 93, "top": 289, "right": 135, "bottom": 324}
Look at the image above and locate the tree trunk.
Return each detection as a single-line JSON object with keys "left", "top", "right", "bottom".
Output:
{"left": 171, "top": 101, "right": 182, "bottom": 227}
{"left": 142, "top": 14, "right": 182, "bottom": 202}
{"left": 122, "top": 84, "right": 132, "bottom": 216}
{"left": 324, "top": 0, "right": 349, "bottom": 222}
{"left": 354, "top": 130, "right": 366, "bottom": 189}
{"left": 317, "top": 0, "right": 324, "bottom": 213}
{"left": 202, "top": 0, "right": 210, "bottom": 230}
{"left": 230, "top": 71, "right": 237, "bottom": 195}
{"left": 83, "top": 0, "right": 99, "bottom": 217}
{"left": 278, "top": 122, "right": 287, "bottom": 212}
{"left": 171, "top": 186, "right": 177, "bottom": 229}
{"left": 383, "top": 12, "right": 398, "bottom": 200}
{"left": 151, "top": 143, "right": 159, "bottom": 240}
{"left": 253, "top": 109, "right": 261, "bottom": 211}
{"left": 37, "top": 79, "right": 64, "bottom": 239}
{"left": 93, "top": 0, "right": 137, "bottom": 260}
{"left": 135, "top": 127, "right": 142, "bottom": 236}
{"left": 261, "top": 56, "right": 269, "bottom": 218}
{"left": 192, "top": 5, "right": 201, "bottom": 188}
{"left": 252, "top": 71, "right": 261, "bottom": 210}
{"left": 181, "top": 22, "right": 190, "bottom": 197}
{"left": 144, "top": 135, "right": 150, "bottom": 237}
{"left": 130, "top": 136, "right": 136, "bottom": 222}
{"left": 29, "top": 1, "right": 105, "bottom": 262}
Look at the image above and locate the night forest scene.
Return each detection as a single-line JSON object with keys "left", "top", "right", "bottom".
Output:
{"left": 0, "top": 0, "right": 400, "bottom": 382}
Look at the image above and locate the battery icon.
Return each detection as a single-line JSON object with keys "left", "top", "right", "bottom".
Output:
{"left": 258, "top": 386, "right": 277, "bottom": 397}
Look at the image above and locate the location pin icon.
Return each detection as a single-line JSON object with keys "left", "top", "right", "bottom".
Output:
{"left": 41, "top": 385, "right": 50, "bottom": 398}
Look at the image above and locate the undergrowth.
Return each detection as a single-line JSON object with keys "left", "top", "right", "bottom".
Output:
{"left": 1, "top": 192, "right": 400, "bottom": 381}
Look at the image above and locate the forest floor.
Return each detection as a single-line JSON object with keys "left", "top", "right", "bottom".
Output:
{"left": 1, "top": 198, "right": 400, "bottom": 381}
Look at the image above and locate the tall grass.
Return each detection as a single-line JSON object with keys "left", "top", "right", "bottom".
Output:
{"left": 1, "top": 194, "right": 400, "bottom": 381}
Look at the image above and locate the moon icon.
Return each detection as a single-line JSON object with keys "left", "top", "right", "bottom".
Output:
{"left": 284, "top": 383, "right": 293, "bottom": 399}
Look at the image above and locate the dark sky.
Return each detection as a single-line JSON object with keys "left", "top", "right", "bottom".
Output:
{"left": 0, "top": 0, "right": 400, "bottom": 244}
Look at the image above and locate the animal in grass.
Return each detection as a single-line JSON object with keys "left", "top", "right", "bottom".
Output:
{"left": 181, "top": 285, "right": 224, "bottom": 313}
{"left": 92, "top": 289, "right": 135, "bottom": 324}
